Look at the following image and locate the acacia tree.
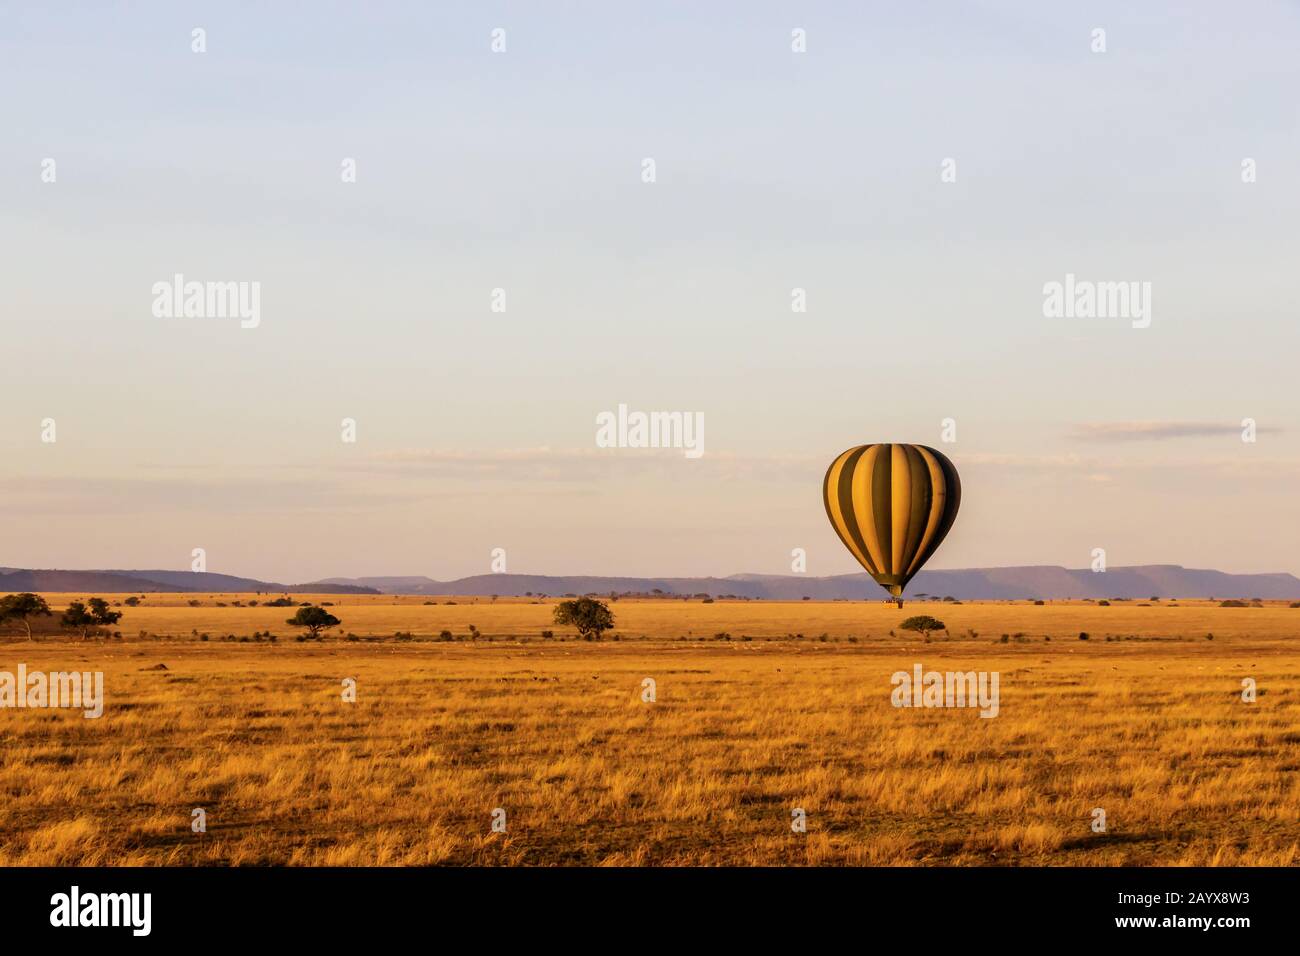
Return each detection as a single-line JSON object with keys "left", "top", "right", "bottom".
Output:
{"left": 61, "top": 602, "right": 94, "bottom": 639}
{"left": 60, "top": 597, "right": 122, "bottom": 639}
{"left": 287, "top": 605, "right": 341, "bottom": 640}
{"left": 899, "top": 615, "right": 946, "bottom": 639}
{"left": 552, "top": 597, "right": 615, "bottom": 640}
{"left": 0, "top": 593, "right": 52, "bottom": 641}
{"left": 88, "top": 598, "right": 122, "bottom": 628}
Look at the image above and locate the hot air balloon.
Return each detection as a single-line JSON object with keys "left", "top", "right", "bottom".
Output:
{"left": 822, "top": 444, "right": 961, "bottom": 607}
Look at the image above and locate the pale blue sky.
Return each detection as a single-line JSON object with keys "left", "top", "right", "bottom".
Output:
{"left": 2, "top": 2, "right": 1298, "bottom": 581}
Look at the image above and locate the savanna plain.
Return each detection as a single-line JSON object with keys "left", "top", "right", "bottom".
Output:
{"left": 1, "top": 595, "right": 1296, "bottom": 866}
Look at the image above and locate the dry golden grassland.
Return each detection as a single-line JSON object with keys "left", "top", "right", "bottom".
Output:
{"left": 0, "top": 596, "right": 1296, "bottom": 866}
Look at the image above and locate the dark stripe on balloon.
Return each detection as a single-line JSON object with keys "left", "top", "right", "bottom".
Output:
{"left": 908, "top": 446, "right": 960, "bottom": 584}
{"left": 902, "top": 444, "right": 930, "bottom": 578}
{"left": 837, "top": 446, "right": 877, "bottom": 574}
{"left": 872, "top": 444, "right": 893, "bottom": 575}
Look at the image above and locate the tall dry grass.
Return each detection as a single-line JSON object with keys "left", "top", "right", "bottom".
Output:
{"left": 0, "top": 599, "right": 1295, "bottom": 865}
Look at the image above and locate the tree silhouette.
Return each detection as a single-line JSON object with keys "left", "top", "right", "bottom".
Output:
{"left": 287, "top": 605, "right": 341, "bottom": 640}
{"left": 0, "top": 593, "right": 52, "bottom": 641}
{"left": 552, "top": 598, "right": 614, "bottom": 640}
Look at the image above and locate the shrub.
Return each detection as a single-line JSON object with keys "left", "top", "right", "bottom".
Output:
{"left": 1079, "top": 632, "right": 1090, "bottom": 640}
{"left": 1219, "top": 599, "right": 1248, "bottom": 608}
{"left": 1098, "top": 600, "right": 1110, "bottom": 606}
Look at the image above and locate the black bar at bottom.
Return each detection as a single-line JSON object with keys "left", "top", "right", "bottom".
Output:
{"left": 0, "top": 866, "right": 1284, "bottom": 942}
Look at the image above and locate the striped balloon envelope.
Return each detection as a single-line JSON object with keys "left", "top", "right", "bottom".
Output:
{"left": 822, "top": 444, "right": 961, "bottom": 606}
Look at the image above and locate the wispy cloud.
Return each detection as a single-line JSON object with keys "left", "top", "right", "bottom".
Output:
{"left": 356, "top": 448, "right": 821, "bottom": 482}
{"left": 1068, "top": 421, "right": 1278, "bottom": 442}
{"left": 959, "top": 450, "right": 1300, "bottom": 478}
{"left": 0, "top": 474, "right": 428, "bottom": 515}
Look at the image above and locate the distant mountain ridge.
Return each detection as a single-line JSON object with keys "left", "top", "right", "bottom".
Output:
{"left": 0, "top": 568, "right": 379, "bottom": 595}
{"left": 320, "top": 565, "right": 1300, "bottom": 600}
{"left": 2, "top": 565, "right": 1296, "bottom": 600}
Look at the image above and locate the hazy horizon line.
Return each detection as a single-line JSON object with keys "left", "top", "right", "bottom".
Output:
{"left": 5, "top": 562, "right": 1299, "bottom": 583}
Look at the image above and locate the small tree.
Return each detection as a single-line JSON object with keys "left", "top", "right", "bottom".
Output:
{"left": 88, "top": 597, "right": 122, "bottom": 629}
{"left": 61, "top": 601, "right": 95, "bottom": 639}
{"left": 552, "top": 597, "right": 615, "bottom": 640}
{"left": 0, "top": 593, "right": 52, "bottom": 641}
{"left": 899, "top": 615, "right": 945, "bottom": 639}
{"left": 287, "top": 605, "right": 341, "bottom": 640}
